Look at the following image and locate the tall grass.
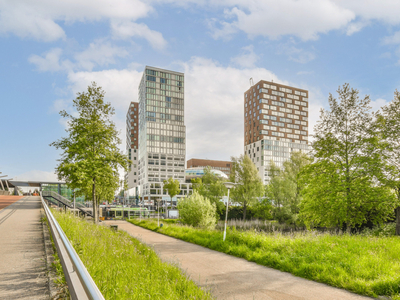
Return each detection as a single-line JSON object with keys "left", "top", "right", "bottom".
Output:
{"left": 53, "top": 210, "right": 213, "bottom": 300}
{"left": 130, "top": 218, "right": 400, "bottom": 299}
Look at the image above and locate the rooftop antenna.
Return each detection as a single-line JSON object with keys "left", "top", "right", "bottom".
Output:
{"left": 249, "top": 77, "right": 254, "bottom": 87}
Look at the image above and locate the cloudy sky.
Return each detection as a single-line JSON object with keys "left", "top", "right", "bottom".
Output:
{"left": 1, "top": 0, "right": 400, "bottom": 181}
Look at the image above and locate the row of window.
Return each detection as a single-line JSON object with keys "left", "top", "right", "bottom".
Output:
{"left": 146, "top": 106, "right": 184, "bottom": 116}
{"left": 146, "top": 80, "right": 184, "bottom": 91}
{"left": 147, "top": 134, "right": 185, "bottom": 144}
{"left": 146, "top": 99, "right": 183, "bottom": 110}
{"left": 146, "top": 87, "right": 184, "bottom": 98}
{"left": 146, "top": 94, "right": 184, "bottom": 105}
{"left": 146, "top": 111, "right": 184, "bottom": 122}
{"left": 146, "top": 69, "right": 184, "bottom": 81}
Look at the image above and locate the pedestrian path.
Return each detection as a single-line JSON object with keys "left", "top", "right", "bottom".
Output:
{"left": 0, "top": 196, "right": 49, "bottom": 300}
{"left": 105, "top": 220, "right": 373, "bottom": 300}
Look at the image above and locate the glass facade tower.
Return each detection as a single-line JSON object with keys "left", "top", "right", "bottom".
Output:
{"left": 137, "top": 66, "right": 188, "bottom": 204}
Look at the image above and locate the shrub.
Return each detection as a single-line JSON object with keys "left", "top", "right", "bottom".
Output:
{"left": 177, "top": 191, "right": 217, "bottom": 229}
{"left": 361, "top": 223, "right": 396, "bottom": 237}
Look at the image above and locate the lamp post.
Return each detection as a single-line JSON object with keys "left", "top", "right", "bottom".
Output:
{"left": 223, "top": 182, "right": 236, "bottom": 241}
{"left": 156, "top": 199, "right": 161, "bottom": 227}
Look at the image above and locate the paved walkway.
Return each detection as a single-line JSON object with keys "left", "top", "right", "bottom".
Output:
{"left": 0, "top": 195, "right": 24, "bottom": 210}
{"left": 105, "top": 220, "right": 373, "bottom": 300}
{"left": 0, "top": 196, "right": 49, "bottom": 300}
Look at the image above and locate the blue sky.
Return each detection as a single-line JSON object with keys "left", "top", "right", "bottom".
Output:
{"left": 1, "top": 0, "right": 400, "bottom": 181}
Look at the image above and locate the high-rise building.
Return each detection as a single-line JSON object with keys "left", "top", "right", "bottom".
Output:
{"left": 125, "top": 102, "right": 139, "bottom": 193}
{"left": 244, "top": 80, "right": 309, "bottom": 184}
{"left": 187, "top": 158, "right": 232, "bottom": 177}
{"left": 137, "top": 66, "right": 190, "bottom": 205}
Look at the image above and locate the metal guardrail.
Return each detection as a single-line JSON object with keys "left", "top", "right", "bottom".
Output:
{"left": 42, "top": 190, "right": 93, "bottom": 217}
{"left": 41, "top": 193, "right": 105, "bottom": 300}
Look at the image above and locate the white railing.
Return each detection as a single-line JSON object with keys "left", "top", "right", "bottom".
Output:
{"left": 41, "top": 194, "right": 105, "bottom": 300}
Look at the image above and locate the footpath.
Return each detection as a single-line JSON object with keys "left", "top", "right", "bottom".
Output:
{"left": 0, "top": 196, "right": 49, "bottom": 300}
{"left": 105, "top": 220, "right": 373, "bottom": 300}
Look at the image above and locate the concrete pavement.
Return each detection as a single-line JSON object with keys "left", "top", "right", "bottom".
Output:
{"left": 105, "top": 220, "right": 373, "bottom": 300}
{"left": 0, "top": 196, "right": 49, "bottom": 300}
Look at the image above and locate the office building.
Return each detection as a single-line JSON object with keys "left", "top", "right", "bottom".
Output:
{"left": 187, "top": 158, "right": 232, "bottom": 177}
{"left": 244, "top": 80, "right": 309, "bottom": 184}
{"left": 137, "top": 66, "right": 191, "bottom": 205}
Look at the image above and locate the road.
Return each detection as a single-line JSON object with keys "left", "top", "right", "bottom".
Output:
{"left": 0, "top": 196, "right": 49, "bottom": 300}
{"left": 105, "top": 220, "right": 374, "bottom": 300}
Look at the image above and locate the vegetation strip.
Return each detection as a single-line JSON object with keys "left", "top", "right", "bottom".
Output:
{"left": 130, "top": 219, "right": 400, "bottom": 299}
{"left": 53, "top": 210, "right": 213, "bottom": 300}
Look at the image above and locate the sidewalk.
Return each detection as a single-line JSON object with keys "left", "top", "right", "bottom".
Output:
{"left": 105, "top": 220, "right": 373, "bottom": 300}
{"left": 0, "top": 196, "right": 49, "bottom": 300}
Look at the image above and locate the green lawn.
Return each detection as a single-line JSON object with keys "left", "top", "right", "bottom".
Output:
{"left": 130, "top": 218, "right": 400, "bottom": 299}
{"left": 53, "top": 211, "right": 213, "bottom": 300}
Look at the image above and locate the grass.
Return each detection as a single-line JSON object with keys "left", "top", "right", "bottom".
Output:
{"left": 52, "top": 210, "right": 213, "bottom": 300}
{"left": 130, "top": 218, "right": 400, "bottom": 299}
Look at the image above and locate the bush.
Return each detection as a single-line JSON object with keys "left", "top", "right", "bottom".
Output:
{"left": 361, "top": 223, "right": 396, "bottom": 237}
{"left": 177, "top": 191, "right": 217, "bottom": 229}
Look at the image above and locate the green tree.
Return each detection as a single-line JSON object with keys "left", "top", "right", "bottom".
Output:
{"left": 191, "top": 167, "right": 227, "bottom": 215}
{"left": 163, "top": 177, "right": 180, "bottom": 206}
{"left": 265, "top": 161, "right": 289, "bottom": 222}
{"left": 300, "top": 84, "right": 397, "bottom": 231}
{"left": 177, "top": 191, "right": 217, "bottom": 229}
{"left": 50, "top": 82, "right": 130, "bottom": 223}
{"left": 375, "top": 89, "right": 400, "bottom": 234}
{"left": 229, "top": 155, "right": 264, "bottom": 220}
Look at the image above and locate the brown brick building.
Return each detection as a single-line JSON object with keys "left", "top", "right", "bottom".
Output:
{"left": 244, "top": 80, "right": 309, "bottom": 183}
{"left": 187, "top": 158, "right": 232, "bottom": 177}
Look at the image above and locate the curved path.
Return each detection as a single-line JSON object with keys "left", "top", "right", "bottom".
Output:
{"left": 0, "top": 196, "right": 49, "bottom": 300}
{"left": 105, "top": 220, "right": 373, "bottom": 300}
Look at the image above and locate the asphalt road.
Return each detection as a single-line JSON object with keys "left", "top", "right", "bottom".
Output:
{"left": 0, "top": 196, "right": 49, "bottom": 300}
{"left": 105, "top": 220, "right": 374, "bottom": 300}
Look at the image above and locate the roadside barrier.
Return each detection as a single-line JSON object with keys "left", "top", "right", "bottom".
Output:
{"left": 41, "top": 193, "right": 105, "bottom": 300}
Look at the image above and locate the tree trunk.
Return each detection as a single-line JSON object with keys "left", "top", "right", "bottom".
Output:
{"left": 243, "top": 201, "right": 247, "bottom": 221}
{"left": 92, "top": 177, "right": 98, "bottom": 223}
{"left": 396, "top": 207, "right": 400, "bottom": 236}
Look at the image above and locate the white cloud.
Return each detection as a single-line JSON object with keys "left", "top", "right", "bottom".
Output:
{"left": 209, "top": 0, "right": 355, "bottom": 41}
{"left": 346, "top": 20, "right": 369, "bottom": 35}
{"left": 29, "top": 40, "right": 129, "bottom": 72}
{"left": 277, "top": 39, "right": 316, "bottom": 64}
{"left": 74, "top": 40, "right": 129, "bottom": 71}
{"left": 369, "top": 97, "right": 389, "bottom": 113}
{"left": 230, "top": 45, "right": 259, "bottom": 68}
{"left": 383, "top": 31, "right": 400, "bottom": 45}
{"left": 111, "top": 21, "right": 167, "bottom": 50}
{"left": 29, "top": 48, "right": 65, "bottom": 72}
{"left": 181, "top": 57, "right": 279, "bottom": 160}
{"left": 0, "top": 0, "right": 152, "bottom": 41}
{"left": 15, "top": 170, "right": 60, "bottom": 182}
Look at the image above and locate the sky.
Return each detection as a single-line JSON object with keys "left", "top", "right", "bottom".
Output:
{"left": 1, "top": 0, "right": 400, "bottom": 182}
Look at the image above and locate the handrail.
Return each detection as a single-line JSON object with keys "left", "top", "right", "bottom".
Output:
{"left": 41, "top": 193, "right": 105, "bottom": 300}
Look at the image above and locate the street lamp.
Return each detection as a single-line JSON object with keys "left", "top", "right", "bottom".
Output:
{"left": 223, "top": 182, "right": 236, "bottom": 241}
{"left": 156, "top": 198, "right": 162, "bottom": 227}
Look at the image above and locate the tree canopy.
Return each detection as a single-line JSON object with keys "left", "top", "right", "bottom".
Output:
{"left": 191, "top": 166, "right": 227, "bottom": 215}
{"left": 375, "top": 89, "right": 400, "bottom": 234}
{"left": 300, "top": 84, "right": 397, "bottom": 231}
{"left": 266, "top": 151, "right": 311, "bottom": 224}
{"left": 50, "top": 82, "right": 130, "bottom": 223}
{"left": 163, "top": 177, "right": 180, "bottom": 204}
{"left": 229, "top": 155, "right": 264, "bottom": 220}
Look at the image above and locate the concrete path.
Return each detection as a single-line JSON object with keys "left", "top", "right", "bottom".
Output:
{"left": 0, "top": 195, "right": 24, "bottom": 210}
{"left": 105, "top": 220, "right": 373, "bottom": 300}
{"left": 0, "top": 196, "right": 49, "bottom": 300}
